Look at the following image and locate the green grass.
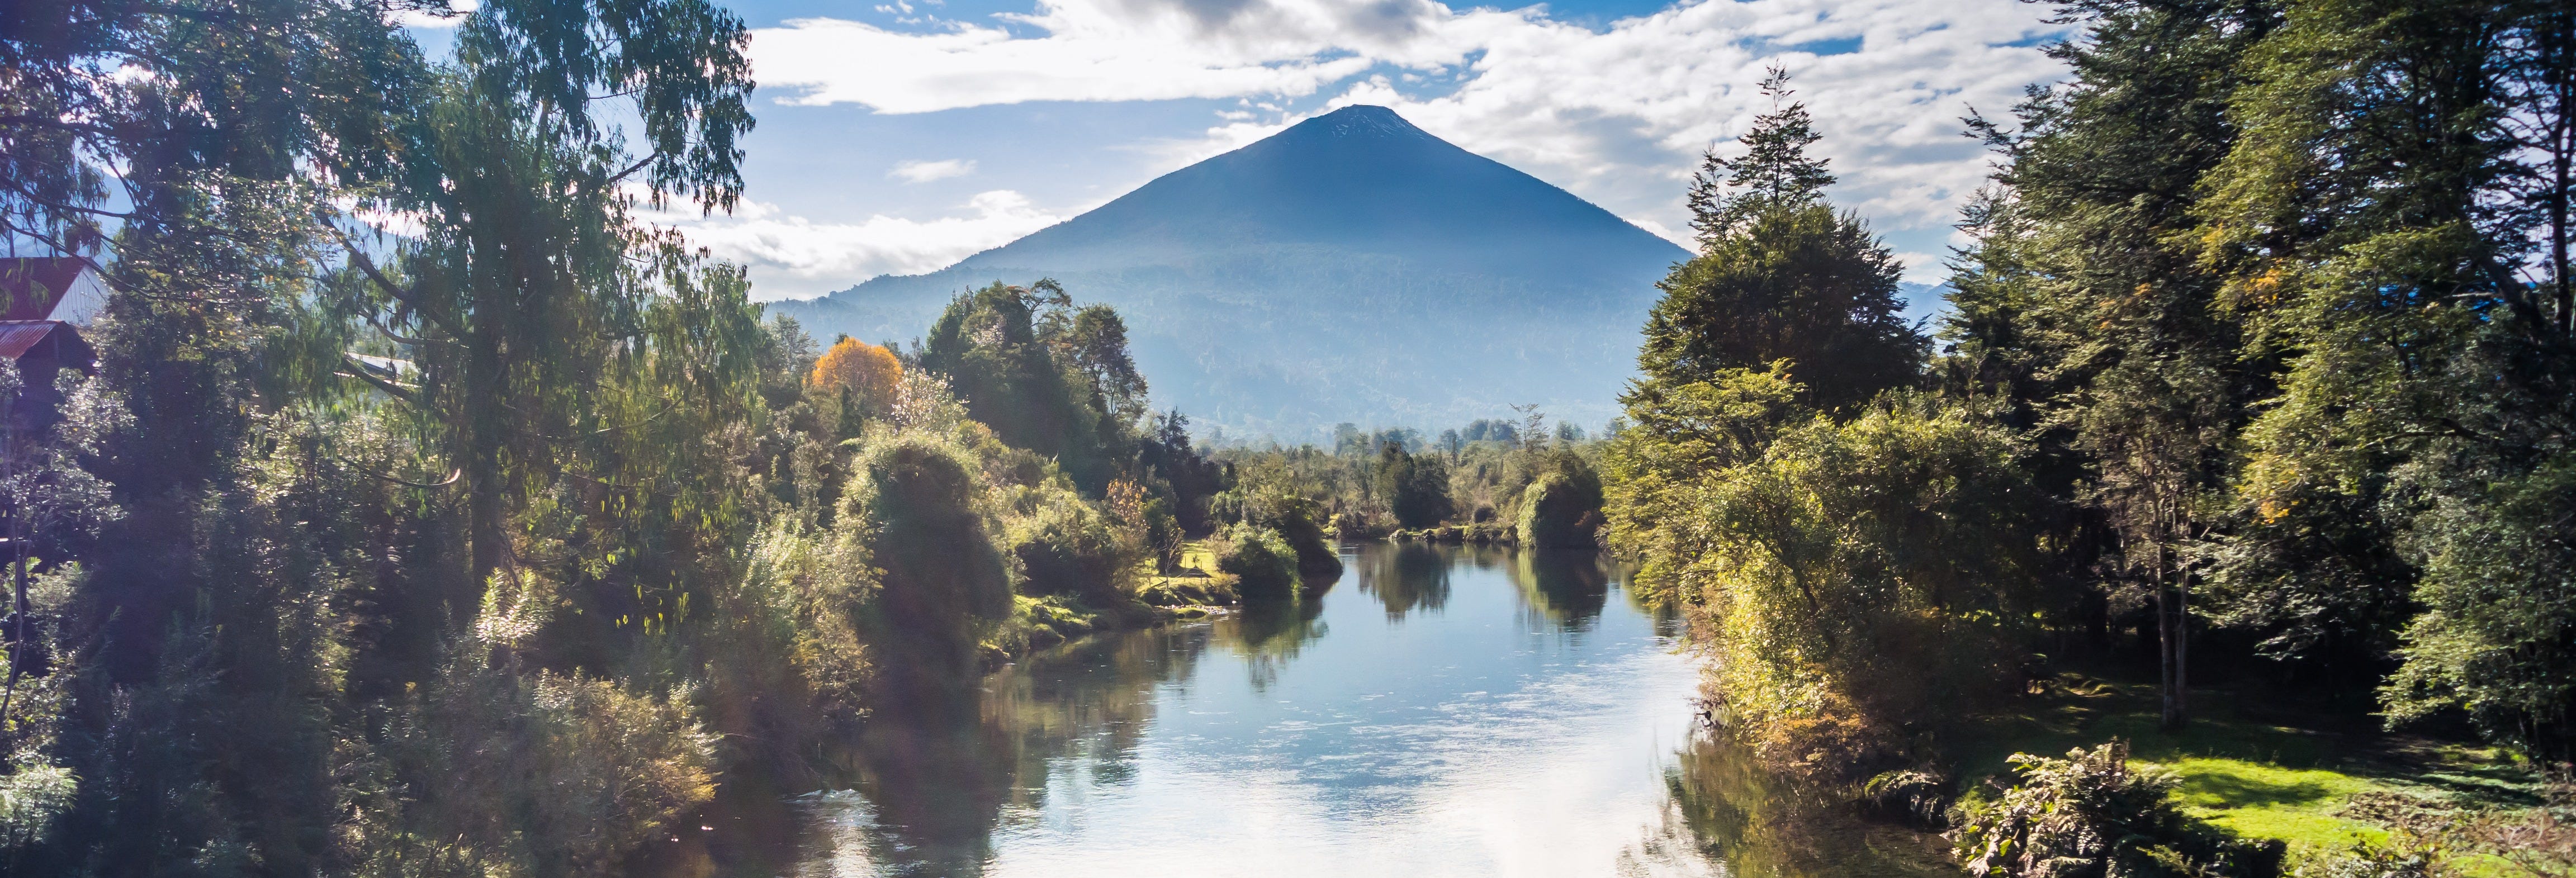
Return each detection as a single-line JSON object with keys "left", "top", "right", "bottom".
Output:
{"left": 1948, "top": 676, "right": 2542, "bottom": 865}
{"left": 1135, "top": 539, "right": 1239, "bottom": 611}
{"left": 2160, "top": 757, "right": 2384, "bottom": 853}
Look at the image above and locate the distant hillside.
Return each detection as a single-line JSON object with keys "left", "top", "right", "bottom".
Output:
{"left": 774, "top": 105, "right": 1696, "bottom": 437}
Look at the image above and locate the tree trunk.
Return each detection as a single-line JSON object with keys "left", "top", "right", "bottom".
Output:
{"left": 2157, "top": 543, "right": 2189, "bottom": 731}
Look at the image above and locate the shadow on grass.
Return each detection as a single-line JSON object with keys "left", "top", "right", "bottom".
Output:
{"left": 2175, "top": 767, "right": 2336, "bottom": 809}
{"left": 1948, "top": 674, "right": 2545, "bottom": 818}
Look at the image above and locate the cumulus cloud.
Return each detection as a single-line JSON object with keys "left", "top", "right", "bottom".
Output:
{"left": 646, "top": 191, "right": 1067, "bottom": 300}
{"left": 750, "top": 0, "right": 2064, "bottom": 250}
{"left": 891, "top": 158, "right": 979, "bottom": 182}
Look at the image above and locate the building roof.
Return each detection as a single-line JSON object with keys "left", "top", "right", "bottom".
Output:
{"left": 0, "top": 321, "right": 68, "bottom": 360}
{"left": 0, "top": 258, "right": 105, "bottom": 324}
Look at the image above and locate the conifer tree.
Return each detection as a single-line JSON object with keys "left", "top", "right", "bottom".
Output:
{"left": 1638, "top": 67, "right": 1921, "bottom": 411}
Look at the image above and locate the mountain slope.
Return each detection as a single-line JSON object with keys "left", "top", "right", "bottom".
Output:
{"left": 774, "top": 105, "right": 1692, "bottom": 436}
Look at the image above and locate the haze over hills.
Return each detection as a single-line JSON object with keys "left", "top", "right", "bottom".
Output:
{"left": 774, "top": 105, "right": 1698, "bottom": 436}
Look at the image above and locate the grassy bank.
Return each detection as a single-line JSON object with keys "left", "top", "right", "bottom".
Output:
{"left": 983, "top": 539, "right": 1242, "bottom": 661}
{"left": 1945, "top": 676, "right": 2543, "bottom": 867}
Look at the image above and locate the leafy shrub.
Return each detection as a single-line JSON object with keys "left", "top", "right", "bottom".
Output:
{"left": 372, "top": 642, "right": 718, "bottom": 877}
{"left": 1375, "top": 443, "right": 1455, "bottom": 529}
{"left": 0, "top": 761, "right": 75, "bottom": 849}
{"left": 843, "top": 433, "right": 1015, "bottom": 691}
{"left": 1517, "top": 462, "right": 1605, "bottom": 549}
{"left": 1217, "top": 525, "right": 1300, "bottom": 601}
{"left": 1005, "top": 490, "right": 1128, "bottom": 604}
{"left": 1862, "top": 768, "right": 1952, "bottom": 829}
{"left": 1637, "top": 396, "right": 2044, "bottom": 767}
{"left": 1950, "top": 741, "right": 2284, "bottom": 878}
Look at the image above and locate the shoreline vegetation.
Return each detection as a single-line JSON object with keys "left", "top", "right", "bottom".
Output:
{"left": 1582, "top": 4, "right": 2576, "bottom": 875}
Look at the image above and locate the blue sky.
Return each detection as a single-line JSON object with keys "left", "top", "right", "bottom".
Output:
{"left": 424, "top": 0, "right": 2072, "bottom": 301}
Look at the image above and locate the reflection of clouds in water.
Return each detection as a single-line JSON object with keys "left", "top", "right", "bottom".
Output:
{"left": 785, "top": 544, "right": 1929, "bottom": 877}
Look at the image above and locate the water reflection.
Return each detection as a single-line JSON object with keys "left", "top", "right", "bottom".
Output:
{"left": 684, "top": 544, "right": 1945, "bottom": 878}
{"left": 1354, "top": 542, "right": 1451, "bottom": 618}
{"left": 1225, "top": 598, "right": 1328, "bottom": 692}
{"left": 1626, "top": 735, "right": 1958, "bottom": 877}
{"left": 1513, "top": 548, "right": 1612, "bottom": 631}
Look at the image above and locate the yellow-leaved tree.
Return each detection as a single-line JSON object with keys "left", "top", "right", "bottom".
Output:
{"left": 811, "top": 338, "right": 903, "bottom": 415}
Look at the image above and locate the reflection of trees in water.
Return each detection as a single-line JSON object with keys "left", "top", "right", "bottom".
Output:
{"left": 1620, "top": 734, "right": 1952, "bottom": 877}
{"left": 774, "top": 625, "right": 1218, "bottom": 876}
{"left": 1510, "top": 548, "right": 1612, "bottom": 632}
{"left": 1219, "top": 598, "right": 1327, "bottom": 692}
{"left": 1357, "top": 542, "right": 1452, "bottom": 619}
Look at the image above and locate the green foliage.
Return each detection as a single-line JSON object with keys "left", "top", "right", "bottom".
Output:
{"left": 1216, "top": 525, "right": 1301, "bottom": 601}
{"left": 363, "top": 646, "right": 718, "bottom": 877}
{"left": 1646, "top": 70, "right": 1921, "bottom": 412}
{"left": 844, "top": 431, "right": 1016, "bottom": 692}
{"left": 2381, "top": 458, "right": 2576, "bottom": 757}
{"left": 2176, "top": 0, "right": 2576, "bottom": 757}
{"left": 1004, "top": 485, "right": 1135, "bottom": 604}
{"left": 1374, "top": 442, "right": 1453, "bottom": 530}
{"left": 1640, "top": 202, "right": 1922, "bottom": 411}
{"left": 1685, "top": 65, "right": 1838, "bottom": 243}
{"left": 920, "top": 280, "right": 1144, "bottom": 493}
{"left": 0, "top": 761, "right": 73, "bottom": 849}
{"left": 1952, "top": 741, "right": 2285, "bottom": 878}
{"left": 1677, "top": 397, "right": 2044, "bottom": 759}
{"left": 1515, "top": 454, "right": 1604, "bottom": 549}
{"left": 1604, "top": 363, "right": 1807, "bottom": 601}
{"left": 1211, "top": 447, "right": 1344, "bottom": 583}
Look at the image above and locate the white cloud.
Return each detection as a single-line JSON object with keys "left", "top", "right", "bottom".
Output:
{"left": 647, "top": 191, "right": 1067, "bottom": 300}
{"left": 749, "top": 0, "right": 2064, "bottom": 252}
{"left": 890, "top": 158, "right": 979, "bottom": 182}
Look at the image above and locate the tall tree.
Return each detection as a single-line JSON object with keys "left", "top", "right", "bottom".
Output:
{"left": 1640, "top": 68, "right": 1922, "bottom": 411}
{"left": 1944, "top": 0, "right": 2281, "bottom": 729}
{"left": 2195, "top": 0, "right": 2576, "bottom": 757}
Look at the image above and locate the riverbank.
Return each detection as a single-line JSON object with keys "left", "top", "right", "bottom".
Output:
{"left": 659, "top": 543, "right": 1785, "bottom": 877}
{"left": 1928, "top": 675, "right": 2545, "bottom": 870}
{"left": 979, "top": 539, "right": 1245, "bottom": 662}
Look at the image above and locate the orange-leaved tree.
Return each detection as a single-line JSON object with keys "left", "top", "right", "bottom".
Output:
{"left": 809, "top": 338, "right": 902, "bottom": 414}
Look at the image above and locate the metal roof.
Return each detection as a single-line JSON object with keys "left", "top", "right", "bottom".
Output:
{"left": 0, "top": 321, "right": 68, "bottom": 360}
{"left": 0, "top": 258, "right": 92, "bottom": 322}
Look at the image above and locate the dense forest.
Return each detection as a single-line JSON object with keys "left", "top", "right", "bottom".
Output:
{"left": 0, "top": 0, "right": 1343, "bottom": 872}
{"left": 1593, "top": 2, "right": 2573, "bottom": 874}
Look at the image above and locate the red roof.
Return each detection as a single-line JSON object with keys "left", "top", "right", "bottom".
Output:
{"left": 0, "top": 258, "right": 93, "bottom": 322}
{"left": 0, "top": 321, "right": 66, "bottom": 360}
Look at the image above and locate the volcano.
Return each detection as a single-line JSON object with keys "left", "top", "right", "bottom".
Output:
{"left": 773, "top": 105, "right": 1692, "bottom": 436}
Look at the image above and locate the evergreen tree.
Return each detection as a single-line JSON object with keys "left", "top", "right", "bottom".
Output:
{"left": 1687, "top": 65, "right": 1836, "bottom": 244}
{"left": 1942, "top": 0, "right": 2281, "bottom": 729}
{"left": 1639, "top": 68, "right": 1922, "bottom": 412}
{"left": 2194, "top": 0, "right": 2576, "bottom": 757}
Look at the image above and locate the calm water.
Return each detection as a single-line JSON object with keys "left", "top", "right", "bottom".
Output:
{"left": 681, "top": 544, "right": 1948, "bottom": 878}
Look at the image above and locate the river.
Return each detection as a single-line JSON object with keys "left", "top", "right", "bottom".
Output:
{"left": 677, "top": 543, "right": 1952, "bottom": 877}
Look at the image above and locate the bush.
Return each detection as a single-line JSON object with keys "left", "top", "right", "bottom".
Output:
{"left": 843, "top": 434, "right": 1015, "bottom": 692}
{"left": 1950, "top": 741, "right": 2284, "bottom": 878}
{"left": 1375, "top": 444, "right": 1454, "bottom": 529}
{"left": 1217, "top": 525, "right": 1300, "bottom": 601}
{"left": 1650, "top": 397, "right": 2044, "bottom": 762}
{"left": 1517, "top": 463, "right": 1605, "bottom": 549}
{"left": 368, "top": 639, "right": 718, "bottom": 877}
{"left": 1005, "top": 490, "right": 1129, "bottom": 604}
{"left": 1862, "top": 768, "right": 1952, "bottom": 829}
